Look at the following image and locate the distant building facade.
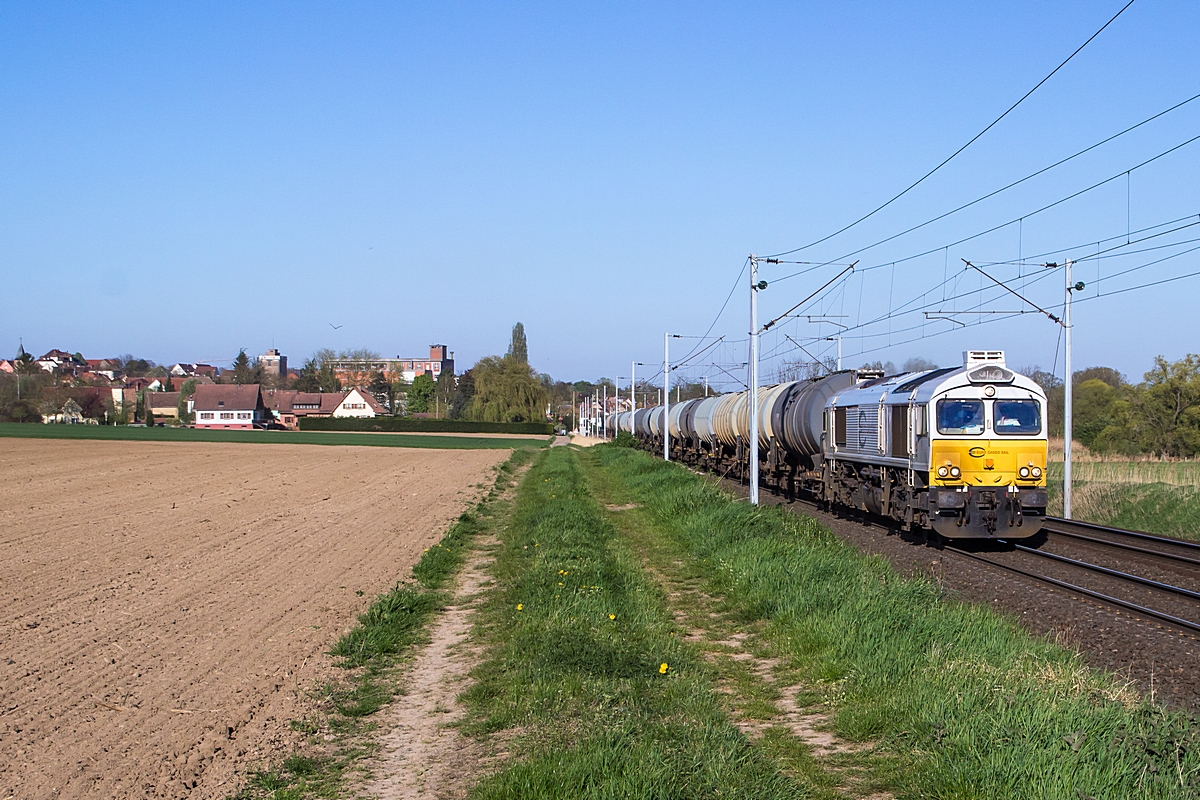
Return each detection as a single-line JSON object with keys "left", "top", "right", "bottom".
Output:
{"left": 329, "top": 345, "right": 454, "bottom": 388}
{"left": 259, "top": 349, "right": 287, "bottom": 377}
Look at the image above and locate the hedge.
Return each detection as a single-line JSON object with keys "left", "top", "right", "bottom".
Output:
{"left": 299, "top": 416, "right": 555, "bottom": 435}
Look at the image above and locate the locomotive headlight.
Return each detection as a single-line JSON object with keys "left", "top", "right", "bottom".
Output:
{"left": 949, "top": 466, "right": 961, "bottom": 478}
{"left": 1019, "top": 466, "right": 1031, "bottom": 478}
{"left": 1031, "top": 466, "right": 1043, "bottom": 478}
{"left": 937, "top": 466, "right": 949, "bottom": 478}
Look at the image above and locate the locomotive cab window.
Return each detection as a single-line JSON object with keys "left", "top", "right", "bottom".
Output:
{"left": 993, "top": 399, "right": 1041, "bottom": 435}
{"left": 936, "top": 399, "right": 984, "bottom": 435}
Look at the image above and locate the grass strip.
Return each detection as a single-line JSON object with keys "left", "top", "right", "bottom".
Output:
{"left": 588, "top": 445, "right": 1200, "bottom": 798}
{"left": 0, "top": 421, "right": 548, "bottom": 450}
{"left": 302, "top": 416, "right": 554, "bottom": 435}
{"left": 232, "top": 450, "right": 534, "bottom": 799}
{"left": 461, "top": 446, "right": 815, "bottom": 798}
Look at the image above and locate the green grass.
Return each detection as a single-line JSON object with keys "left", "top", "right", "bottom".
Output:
{"left": 0, "top": 421, "right": 548, "bottom": 450}
{"left": 1047, "top": 462, "right": 1200, "bottom": 540}
{"left": 232, "top": 449, "right": 534, "bottom": 799}
{"left": 461, "top": 446, "right": 814, "bottom": 799}
{"left": 301, "top": 416, "right": 554, "bottom": 435}
{"left": 582, "top": 445, "right": 1200, "bottom": 799}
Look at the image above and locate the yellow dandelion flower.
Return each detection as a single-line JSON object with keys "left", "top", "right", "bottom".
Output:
{"left": 516, "top": 604, "right": 524, "bottom": 611}
{"left": 659, "top": 663, "right": 669, "bottom": 674}
{"left": 608, "top": 614, "right": 616, "bottom": 621}
{"left": 558, "top": 582, "right": 564, "bottom": 586}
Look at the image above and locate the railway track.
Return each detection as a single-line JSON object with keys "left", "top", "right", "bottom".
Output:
{"left": 947, "top": 517, "right": 1200, "bottom": 634}
{"left": 697, "top": 461, "right": 1200, "bottom": 636}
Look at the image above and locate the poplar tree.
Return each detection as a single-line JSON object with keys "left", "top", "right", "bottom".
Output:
{"left": 507, "top": 322, "right": 528, "bottom": 365}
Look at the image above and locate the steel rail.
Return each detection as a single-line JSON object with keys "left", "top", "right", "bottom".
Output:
{"left": 1047, "top": 529, "right": 1200, "bottom": 568}
{"left": 1004, "top": 542, "right": 1200, "bottom": 601}
{"left": 693, "top": 456, "right": 1200, "bottom": 632}
{"left": 945, "top": 546, "right": 1200, "bottom": 635}
{"left": 1044, "top": 516, "right": 1200, "bottom": 551}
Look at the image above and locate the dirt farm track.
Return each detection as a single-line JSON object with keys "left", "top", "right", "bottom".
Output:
{"left": 0, "top": 439, "right": 508, "bottom": 799}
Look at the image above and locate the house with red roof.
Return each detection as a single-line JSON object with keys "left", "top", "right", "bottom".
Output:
{"left": 192, "top": 384, "right": 267, "bottom": 429}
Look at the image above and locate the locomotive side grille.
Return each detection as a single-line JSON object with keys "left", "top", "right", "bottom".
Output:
{"left": 844, "top": 406, "right": 878, "bottom": 452}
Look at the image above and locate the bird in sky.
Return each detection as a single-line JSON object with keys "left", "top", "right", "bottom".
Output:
{"left": 329, "top": 323, "right": 343, "bottom": 330}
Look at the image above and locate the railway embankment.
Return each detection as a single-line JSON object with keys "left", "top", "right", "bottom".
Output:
{"left": 573, "top": 444, "right": 1199, "bottom": 798}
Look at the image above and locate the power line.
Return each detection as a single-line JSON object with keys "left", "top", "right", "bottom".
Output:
{"left": 766, "top": 0, "right": 1139, "bottom": 258}
{"left": 765, "top": 246, "right": 1200, "bottom": 366}
{"left": 771, "top": 90, "right": 1200, "bottom": 275}
{"left": 839, "top": 137, "right": 1200, "bottom": 282}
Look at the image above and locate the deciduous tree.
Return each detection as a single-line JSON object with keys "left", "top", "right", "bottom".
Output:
{"left": 1134, "top": 354, "right": 1200, "bottom": 457}
{"left": 407, "top": 373, "right": 435, "bottom": 413}
{"left": 435, "top": 368, "right": 456, "bottom": 418}
{"left": 449, "top": 369, "right": 474, "bottom": 419}
{"left": 466, "top": 355, "right": 548, "bottom": 423}
{"left": 294, "top": 359, "right": 321, "bottom": 392}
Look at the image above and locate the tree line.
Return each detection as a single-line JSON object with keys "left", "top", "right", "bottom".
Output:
{"left": 1019, "top": 355, "right": 1200, "bottom": 458}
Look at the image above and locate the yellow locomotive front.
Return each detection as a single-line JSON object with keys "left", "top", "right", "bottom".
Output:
{"left": 925, "top": 361, "right": 1048, "bottom": 538}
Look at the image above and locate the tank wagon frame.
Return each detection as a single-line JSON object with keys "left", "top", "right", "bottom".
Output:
{"left": 608, "top": 351, "right": 1049, "bottom": 540}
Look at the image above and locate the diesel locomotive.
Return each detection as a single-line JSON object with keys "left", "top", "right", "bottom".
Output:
{"left": 609, "top": 350, "right": 1049, "bottom": 540}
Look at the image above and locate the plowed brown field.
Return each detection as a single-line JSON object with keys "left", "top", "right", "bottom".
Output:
{"left": 0, "top": 439, "right": 508, "bottom": 799}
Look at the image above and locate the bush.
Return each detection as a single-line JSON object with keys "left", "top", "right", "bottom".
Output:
{"left": 608, "top": 430, "right": 639, "bottom": 448}
{"left": 299, "top": 416, "right": 553, "bottom": 435}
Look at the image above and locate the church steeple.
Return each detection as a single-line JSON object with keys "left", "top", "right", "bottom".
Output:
{"left": 16, "top": 338, "right": 27, "bottom": 360}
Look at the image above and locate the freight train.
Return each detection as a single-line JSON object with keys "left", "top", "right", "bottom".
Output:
{"left": 608, "top": 350, "right": 1049, "bottom": 540}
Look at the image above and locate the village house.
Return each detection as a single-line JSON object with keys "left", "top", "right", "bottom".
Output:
{"left": 334, "top": 387, "right": 387, "bottom": 418}
{"left": 85, "top": 359, "right": 121, "bottom": 381}
{"left": 54, "top": 398, "right": 86, "bottom": 424}
{"left": 169, "top": 363, "right": 221, "bottom": 379}
{"left": 146, "top": 392, "right": 182, "bottom": 420}
{"left": 262, "top": 389, "right": 343, "bottom": 430}
{"left": 37, "top": 349, "right": 85, "bottom": 376}
{"left": 261, "top": 387, "right": 385, "bottom": 429}
{"left": 192, "top": 384, "right": 267, "bottom": 429}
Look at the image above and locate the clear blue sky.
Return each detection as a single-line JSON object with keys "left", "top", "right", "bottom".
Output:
{"left": 2, "top": 2, "right": 1197, "bottom": 388}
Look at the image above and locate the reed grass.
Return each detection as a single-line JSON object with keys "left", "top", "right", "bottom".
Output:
{"left": 1046, "top": 463, "right": 1200, "bottom": 541}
